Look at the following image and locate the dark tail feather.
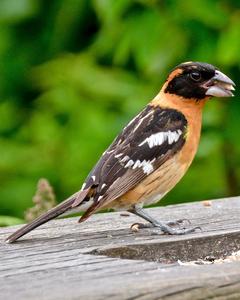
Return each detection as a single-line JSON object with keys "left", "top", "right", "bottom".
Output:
{"left": 5, "top": 188, "right": 90, "bottom": 244}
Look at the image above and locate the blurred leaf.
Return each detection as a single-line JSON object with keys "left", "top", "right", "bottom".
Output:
{"left": 0, "top": 0, "right": 239, "bottom": 219}
{"left": 175, "top": 0, "right": 228, "bottom": 29}
{"left": 0, "top": 215, "right": 24, "bottom": 227}
{"left": 0, "top": 0, "right": 39, "bottom": 24}
{"left": 217, "top": 11, "right": 240, "bottom": 65}
{"left": 93, "top": 0, "right": 132, "bottom": 24}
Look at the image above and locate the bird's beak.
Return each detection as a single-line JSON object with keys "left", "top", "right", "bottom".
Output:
{"left": 205, "top": 70, "right": 235, "bottom": 97}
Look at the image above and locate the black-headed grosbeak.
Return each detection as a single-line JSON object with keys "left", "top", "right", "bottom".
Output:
{"left": 6, "top": 62, "right": 235, "bottom": 243}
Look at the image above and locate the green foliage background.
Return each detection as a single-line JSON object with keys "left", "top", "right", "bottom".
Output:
{"left": 0, "top": 0, "right": 240, "bottom": 225}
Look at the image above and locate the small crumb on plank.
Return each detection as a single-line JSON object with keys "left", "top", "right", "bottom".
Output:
{"left": 202, "top": 200, "right": 212, "bottom": 207}
{"left": 131, "top": 223, "right": 140, "bottom": 232}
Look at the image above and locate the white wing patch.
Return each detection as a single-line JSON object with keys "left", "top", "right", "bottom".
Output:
{"left": 114, "top": 153, "right": 123, "bottom": 158}
{"left": 131, "top": 159, "right": 155, "bottom": 174}
{"left": 122, "top": 158, "right": 156, "bottom": 175}
{"left": 139, "top": 130, "right": 182, "bottom": 148}
{"left": 125, "top": 159, "right": 134, "bottom": 168}
{"left": 117, "top": 154, "right": 156, "bottom": 175}
{"left": 120, "top": 155, "right": 130, "bottom": 163}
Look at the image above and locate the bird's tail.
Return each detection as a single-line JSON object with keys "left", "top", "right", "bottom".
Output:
{"left": 5, "top": 188, "right": 90, "bottom": 244}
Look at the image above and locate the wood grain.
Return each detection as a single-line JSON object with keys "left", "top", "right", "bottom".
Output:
{"left": 1, "top": 197, "right": 240, "bottom": 300}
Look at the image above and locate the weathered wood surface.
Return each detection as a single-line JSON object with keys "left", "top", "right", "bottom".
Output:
{"left": 1, "top": 197, "right": 240, "bottom": 300}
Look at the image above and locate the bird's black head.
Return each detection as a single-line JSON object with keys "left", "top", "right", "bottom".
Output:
{"left": 164, "top": 62, "right": 235, "bottom": 100}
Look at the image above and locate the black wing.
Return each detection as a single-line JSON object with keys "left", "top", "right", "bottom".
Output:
{"left": 79, "top": 105, "right": 187, "bottom": 220}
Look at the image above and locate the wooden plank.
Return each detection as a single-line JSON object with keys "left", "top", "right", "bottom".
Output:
{"left": 0, "top": 197, "right": 240, "bottom": 299}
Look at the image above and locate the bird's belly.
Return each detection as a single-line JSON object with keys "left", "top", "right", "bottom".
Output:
{"left": 108, "top": 153, "right": 188, "bottom": 210}
{"left": 140, "top": 191, "right": 167, "bottom": 206}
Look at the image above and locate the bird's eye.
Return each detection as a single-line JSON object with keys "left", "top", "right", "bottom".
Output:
{"left": 190, "top": 71, "right": 201, "bottom": 82}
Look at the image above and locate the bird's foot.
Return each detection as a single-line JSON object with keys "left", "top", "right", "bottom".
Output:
{"left": 131, "top": 220, "right": 200, "bottom": 235}
{"left": 151, "top": 224, "right": 201, "bottom": 235}
{"left": 131, "top": 218, "right": 189, "bottom": 229}
{"left": 166, "top": 218, "right": 191, "bottom": 226}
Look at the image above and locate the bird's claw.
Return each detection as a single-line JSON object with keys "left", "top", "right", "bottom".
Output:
{"left": 151, "top": 225, "right": 201, "bottom": 235}
{"left": 166, "top": 218, "right": 191, "bottom": 226}
{"left": 131, "top": 221, "right": 201, "bottom": 235}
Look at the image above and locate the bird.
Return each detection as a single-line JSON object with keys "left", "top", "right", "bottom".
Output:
{"left": 5, "top": 61, "right": 235, "bottom": 243}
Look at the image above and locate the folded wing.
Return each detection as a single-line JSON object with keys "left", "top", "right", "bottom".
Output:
{"left": 79, "top": 105, "right": 187, "bottom": 221}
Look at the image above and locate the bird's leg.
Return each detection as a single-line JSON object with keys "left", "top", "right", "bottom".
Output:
{"left": 129, "top": 209, "right": 185, "bottom": 228}
{"left": 128, "top": 206, "right": 200, "bottom": 235}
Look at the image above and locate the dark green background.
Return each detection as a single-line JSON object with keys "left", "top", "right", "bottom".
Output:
{"left": 1, "top": 0, "right": 240, "bottom": 225}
